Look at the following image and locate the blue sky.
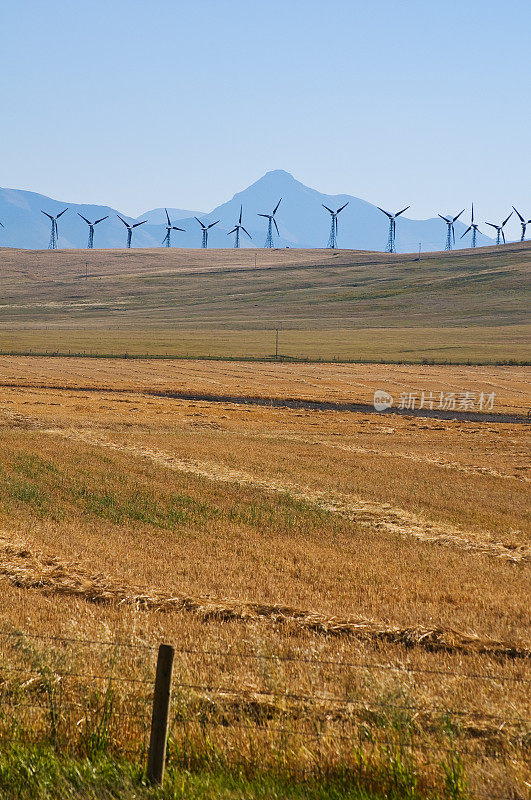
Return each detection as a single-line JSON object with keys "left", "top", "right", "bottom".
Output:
{"left": 1, "top": 0, "right": 529, "bottom": 238}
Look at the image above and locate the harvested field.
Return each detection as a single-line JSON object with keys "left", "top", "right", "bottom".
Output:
{"left": 0, "top": 356, "right": 529, "bottom": 798}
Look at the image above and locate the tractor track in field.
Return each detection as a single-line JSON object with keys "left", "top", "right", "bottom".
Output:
{"left": 249, "top": 432, "right": 530, "bottom": 483}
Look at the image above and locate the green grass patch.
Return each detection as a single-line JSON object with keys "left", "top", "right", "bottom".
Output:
{"left": 0, "top": 744, "right": 469, "bottom": 800}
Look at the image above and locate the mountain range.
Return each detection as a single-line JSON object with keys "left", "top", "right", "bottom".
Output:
{"left": 0, "top": 170, "right": 493, "bottom": 252}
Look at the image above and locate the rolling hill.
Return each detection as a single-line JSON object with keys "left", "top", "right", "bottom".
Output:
{"left": 0, "top": 241, "right": 528, "bottom": 363}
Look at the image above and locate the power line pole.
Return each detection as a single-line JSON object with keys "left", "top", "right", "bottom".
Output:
{"left": 275, "top": 328, "right": 279, "bottom": 359}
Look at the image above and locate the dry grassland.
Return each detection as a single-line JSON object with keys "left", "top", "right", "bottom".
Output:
{"left": 1, "top": 241, "right": 530, "bottom": 362}
{"left": 0, "top": 356, "right": 529, "bottom": 797}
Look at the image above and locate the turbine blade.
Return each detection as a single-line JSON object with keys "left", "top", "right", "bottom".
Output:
{"left": 471, "top": 203, "right": 475, "bottom": 223}
{"left": 165, "top": 208, "right": 171, "bottom": 226}
{"left": 453, "top": 209, "right": 465, "bottom": 222}
{"left": 336, "top": 202, "right": 349, "bottom": 214}
{"left": 395, "top": 205, "right": 410, "bottom": 217}
{"left": 322, "top": 205, "right": 334, "bottom": 214}
{"left": 208, "top": 220, "right": 219, "bottom": 229}
{"left": 461, "top": 227, "right": 472, "bottom": 238}
{"left": 273, "top": 198, "right": 282, "bottom": 215}
{"left": 512, "top": 206, "right": 524, "bottom": 222}
{"left": 227, "top": 228, "right": 237, "bottom": 235}
{"left": 77, "top": 213, "right": 91, "bottom": 225}
{"left": 132, "top": 220, "right": 147, "bottom": 227}
{"left": 0, "top": 221, "right": 4, "bottom": 228}
{"left": 239, "top": 205, "right": 243, "bottom": 224}
{"left": 485, "top": 223, "right": 497, "bottom": 229}
{"left": 117, "top": 215, "right": 130, "bottom": 228}
{"left": 274, "top": 218, "right": 279, "bottom": 236}
{"left": 242, "top": 227, "right": 252, "bottom": 239}
{"left": 257, "top": 214, "right": 269, "bottom": 218}
{"left": 195, "top": 217, "right": 206, "bottom": 228}
{"left": 172, "top": 226, "right": 185, "bottom": 232}
{"left": 502, "top": 230, "right": 506, "bottom": 243}
{"left": 94, "top": 216, "right": 109, "bottom": 225}
{"left": 438, "top": 214, "right": 451, "bottom": 223}
{"left": 502, "top": 211, "right": 513, "bottom": 227}
{"left": 56, "top": 208, "right": 68, "bottom": 218}
{"left": 377, "top": 207, "right": 393, "bottom": 219}
{"left": 41, "top": 211, "right": 54, "bottom": 221}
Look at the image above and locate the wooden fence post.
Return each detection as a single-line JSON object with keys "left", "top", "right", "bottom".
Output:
{"left": 147, "top": 643, "right": 174, "bottom": 785}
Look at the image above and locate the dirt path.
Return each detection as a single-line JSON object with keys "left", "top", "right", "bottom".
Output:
{"left": 0, "top": 382, "right": 528, "bottom": 423}
{"left": 3, "top": 409, "right": 527, "bottom": 563}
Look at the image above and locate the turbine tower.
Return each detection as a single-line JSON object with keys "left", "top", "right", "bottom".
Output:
{"left": 117, "top": 215, "right": 147, "bottom": 248}
{"left": 438, "top": 209, "right": 465, "bottom": 251}
{"left": 258, "top": 198, "right": 282, "bottom": 248}
{"left": 322, "top": 202, "right": 349, "bottom": 249}
{"left": 77, "top": 213, "right": 108, "bottom": 248}
{"left": 41, "top": 208, "right": 68, "bottom": 249}
{"left": 460, "top": 204, "right": 480, "bottom": 248}
{"left": 485, "top": 212, "right": 512, "bottom": 245}
{"left": 227, "top": 205, "right": 252, "bottom": 248}
{"left": 376, "top": 205, "right": 410, "bottom": 253}
{"left": 195, "top": 217, "right": 219, "bottom": 248}
{"left": 512, "top": 207, "right": 530, "bottom": 242}
{"left": 162, "top": 208, "right": 185, "bottom": 247}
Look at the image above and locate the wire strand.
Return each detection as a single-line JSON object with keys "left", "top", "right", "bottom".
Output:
{"left": 1, "top": 632, "right": 528, "bottom": 683}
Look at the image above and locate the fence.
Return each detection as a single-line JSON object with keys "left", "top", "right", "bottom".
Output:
{"left": 0, "top": 631, "right": 529, "bottom": 786}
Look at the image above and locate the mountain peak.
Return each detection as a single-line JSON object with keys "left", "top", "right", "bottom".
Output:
{"left": 255, "top": 169, "right": 299, "bottom": 185}
{"left": 263, "top": 169, "right": 294, "bottom": 178}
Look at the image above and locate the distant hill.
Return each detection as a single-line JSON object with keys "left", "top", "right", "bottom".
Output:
{"left": 0, "top": 171, "right": 494, "bottom": 252}
{"left": 138, "top": 207, "right": 205, "bottom": 225}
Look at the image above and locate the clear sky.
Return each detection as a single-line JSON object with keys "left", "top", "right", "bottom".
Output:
{"left": 2, "top": 0, "right": 530, "bottom": 238}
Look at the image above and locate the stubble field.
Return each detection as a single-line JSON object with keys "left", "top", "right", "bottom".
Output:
{"left": 0, "top": 355, "right": 529, "bottom": 798}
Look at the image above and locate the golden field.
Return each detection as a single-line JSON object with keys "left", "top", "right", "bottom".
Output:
{"left": 0, "top": 355, "right": 529, "bottom": 797}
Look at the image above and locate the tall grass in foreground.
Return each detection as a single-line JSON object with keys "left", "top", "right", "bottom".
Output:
{"left": 0, "top": 635, "right": 509, "bottom": 800}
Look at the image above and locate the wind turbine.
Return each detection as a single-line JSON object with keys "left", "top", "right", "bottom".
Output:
{"left": 162, "top": 208, "right": 185, "bottom": 247}
{"left": 460, "top": 204, "right": 480, "bottom": 248}
{"left": 485, "top": 211, "right": 512, "bottom": 245}
{"left": 41, "top": 208, "right": 68, "bottom": 249}
{"left": 117, "top": 215, "right": 147, "bottom": 248}
{"left": 512, "top": 207, "right": 530, "bottom": 242}
{"left": 322, "top": 202, "right": 349, "bottom": 249}
{"left": 438, "top": 209, "right": 465, "bottom": 251}
{"left": 227, "top": 205, "right": 252, "bottom": 248}
{"left": 376, "top": 205, "right": 409, "bottom": 253}
{"left": 195, "top": 217, "right": 219, "bottom": 248}
{"left": 258, "top": 198, "right": 282, "bottom": 248}
{"left": 77, "top": 213, "right": 108, "bottom": 248}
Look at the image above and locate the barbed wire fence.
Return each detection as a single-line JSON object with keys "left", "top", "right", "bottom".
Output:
{"left": 0, "top": 631, "right": 529, "bottom": 785}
